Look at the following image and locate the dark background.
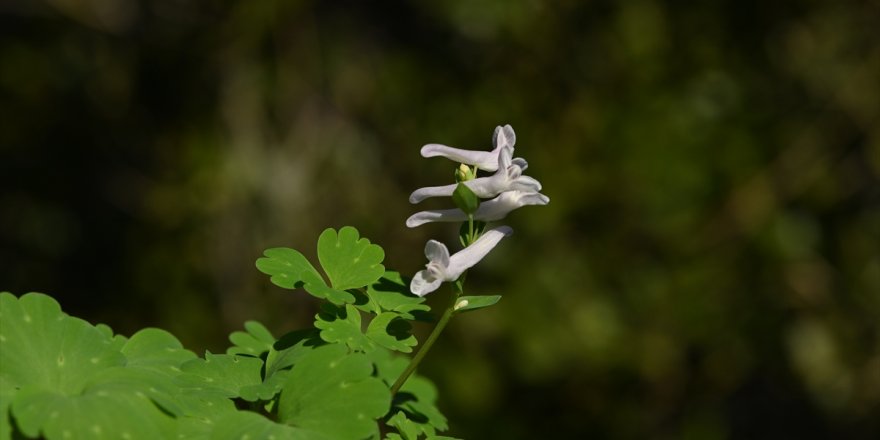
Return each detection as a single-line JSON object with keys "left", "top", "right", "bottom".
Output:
{"left": 2, "top": 0, "right": 879, "bottom": 438}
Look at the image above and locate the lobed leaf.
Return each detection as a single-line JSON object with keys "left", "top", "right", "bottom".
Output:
{"left": 317, "top": 227, "right": 385, "bottom": 290}
{"left": 175, "top": 353, "right": 264, "bottom": 399}
{"left": 302, "top": 270, "right": 356, "bottom": 305}
{"left": 122, "top": 328, "right": 197, "bottom": 374}
{"left": 0, "top": 292, "right": 124, "bottom": 395}
{"left": 366, "top": 272, "right": 430, "bottom": 319}
{"left": 278, "top": 344, "right": 391, "bottom": 439}
{"left": 370, "top": 349, "right": 449, "bottom": 435}
{"left": 226, "top": 320, "right": 275, "bottom": 357}
{"left": 11, "top": 388, "right": 173, "bottom": 440}
{"left": 314, "top": 304, "right": 375, "bottom": 352}
{"left": 207, "top": 410, "right": 305, "bottom": 440}
{"left": 366, "top": 313, "right": 417, "bottom": 353}
{"left": 255, "top": 247, "right": 321, "bottom": 290}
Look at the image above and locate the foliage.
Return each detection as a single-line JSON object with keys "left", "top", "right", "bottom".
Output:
{"left": 0, "top": 227, "right": 482, "bottom": 439}
{"left": 3, "top": 2, "right": 879, "bottom": 438}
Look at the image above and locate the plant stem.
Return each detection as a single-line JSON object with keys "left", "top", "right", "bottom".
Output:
{"left": 390, "top": 279, "right": 464, "bottom": 395}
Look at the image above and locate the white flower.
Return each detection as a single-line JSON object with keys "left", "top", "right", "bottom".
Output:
{"left": 419, "top": 125, "right": 516, "bottom": 172}
{"left": 406, "top": 190, "right": 550, "bottom": 228}
{"left": 409, "top": 146, "right": 541, "bottom": 203}
{"left": 410, "top": 226, "right": 513, "bottom": 296}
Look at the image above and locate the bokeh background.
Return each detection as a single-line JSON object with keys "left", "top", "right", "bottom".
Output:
{"left": 2, "top": 0, "right": 879, "bottom": 438}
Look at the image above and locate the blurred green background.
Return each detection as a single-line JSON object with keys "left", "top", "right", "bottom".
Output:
{"left": 2, "top": 0, "right": 879, "bottom": 438}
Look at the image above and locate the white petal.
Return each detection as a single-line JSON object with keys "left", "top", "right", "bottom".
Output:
{"left": 410, "top": 178, "right": 499, "bottom": 202}
{"left": 464, "top": 177, "right": 504, "bottom": 198}
{"left": 497, "top": 145, "right": 513, "bottom": 170}
{"left": 516, "top": 191, "right": 550, "bottom": 206}
{"left": 493, "top": 125, "right": 516, "bottom": 150}
{"left": 473, "top": 191, "right": 549, "bottom": 221}
{"left": 409, "top": 184, "right": 457, "bottom": 203}
{"left": 424, "top": 239, "right": 450, "bottom": 267}
{"left": 508, "top": 175, "right": 542, "bottom": 193}
{"left": 446, "top": 226, "right": 513, "bottom": 278}
{"left": 410, "top": 172, "right": 542, "bottom": 203}
{"left": 420, "top": 144, "right": 500, "bottom": 172}
{"left": 410, "top": 269, "right": 443, "bottom": 296}
{"left": 406, "top": 209, "right": 467, "bottom": 227}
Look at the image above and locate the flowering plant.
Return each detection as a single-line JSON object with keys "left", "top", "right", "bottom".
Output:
{"left": 0, "top": 125, "right": 545, "bottom": 439}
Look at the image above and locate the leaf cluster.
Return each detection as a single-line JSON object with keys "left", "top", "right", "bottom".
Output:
{"left": 1, "top": 227, "right": 457, "bottom": 440}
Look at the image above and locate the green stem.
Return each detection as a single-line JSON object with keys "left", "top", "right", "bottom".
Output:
{"left": 467, "top": 214, "right": 475, "bottom": 245}
{"left": 390, "top": 279, "right": 464, "bottom": 395}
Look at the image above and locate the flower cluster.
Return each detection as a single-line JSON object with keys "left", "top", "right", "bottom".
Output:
{"left": 408, "top": 125, "right": 549, "bottom": 296}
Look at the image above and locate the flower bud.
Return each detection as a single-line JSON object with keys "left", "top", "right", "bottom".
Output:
{"left": 454, "top": 163, "right": 475, "bottom": 182}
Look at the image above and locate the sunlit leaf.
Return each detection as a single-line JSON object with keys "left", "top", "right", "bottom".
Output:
{"left": 176, "top": 353, "right": 264, "bottom": 399}
{"left": 0, "top": 293, "right": 125, "bottom": 396}
{"left": 302, "top": 270, "right": 356, "bottom": 305}
{"left": 314, "top": 304, "right": 375, "bottom": 352}
{"left": 11, "top": 388, "right": 173, "bottom": 439}
{"left": 366, "top": 272, "right": 430, "bottom": 319}
{"left": 317, "top": 227, "right": 385, "bottom": 290}
{"left": 366, "top": 313, "right": 417, "bottom": 353}
{"left": 278, "top": 344, "right": 391, "bottom": 439}
{"left": 122, "top": 328, "right": 197, "bottom": 374}
{"left": 208, "top": 410, "right": 304, "bottom": 440}
{"left": 255, "top": 247, "right": 321, "bottom": 290}
{"left": 226, "top": 320, "right": 275, "bottom": 357}
{"left": 369, "top": 349, "right": 448, "bottom": 435}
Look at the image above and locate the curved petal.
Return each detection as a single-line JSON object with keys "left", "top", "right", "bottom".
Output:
{"left": 507, "top": 163, "right": 522, "bottom": 180}
{"left": 407, "top": 191, "right": 549, "bottom": 226}
{"left": 424, "top": 239, "right": 450, "bottom": 267}
{"left": 446, "top": 226, "right": 513, "bottom": 278}
{"left": 497, "top": 145, "right": 512, "bottom": 170}
{"left": 406, "top": 209, "right": 468, "bottom": 227}
{"left": 409, "top": 184, "right": 457, "bottom": 203}
{"left": 473, "top": 192, "right": 520, "bottom": 221}
{"left": 420, "top": 144, "right": 500, "bottom": 172}
{"left": 517, "top": 192, "right": 550, "bottom": 206}
{"left": 463, "top": 177, "right": 502, "bottom": 198}
{"left": 508, "top": 175, "right": 542, "bottom": 193}
{"left": 411, "top": 177, "right": 505, "bottom": 202}
{"left": 511, "top": 157, "right": 528, "bottom": 171}
{"left": 410, "top": 269, "right": 443, "bottom": 297}
{"left": 493, "top": 124, "right": 516, "bottom": 150}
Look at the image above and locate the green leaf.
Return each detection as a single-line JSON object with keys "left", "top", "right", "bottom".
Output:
{"left": 369, "top": 349, "right": 448, "bottom": 434}
{"left": 387, "top": 411, "right": 423, "bottom": 440}
{"left": 302, "top": 270, "right": 356, "bottom": 305}
{"left": 278, "top": 344, "right": 391, "bottom": 439}
{"left": 1, "top": 382, "right": 14, "bottom": 440}
{"left": 366, "top": 313, "right": 417, "bottom": 353}
{"left": 11, "top": 388, "right": 174, "bottom": 439}
{"left": 315, "top": 304, "right": 375, "bottom": 352}
{"left": 176, "top": 353, "right": 264, "bottom": 399}
{"left": 207, "top": 410, "right": 304, "bottom": 440}
{"left": 122, "top": 328, "right": 198, "bottom": 374}
{"left": 454, "top": 295, "right": 502, "bottom": 313}
{"left": 256, "top": 247, "right": 321, "bottom": 289}
{"left": 395, "top": 377, "right": 448, "bottom": 432}
{"left": 0, "top": 292, "right": 124, "bottom": 395}
{"left": 366, "top": 272, "right": 430, "bottom": 319}
{"left": 452, "top": 183, "right": 479, "bottom": 215}
{"left": 226, "top": 320, "right": 275, "bottom": 357}
{"left": 317, "top": 227, "right": 385, "bottom": 290}
{"left": 268, "top": 329, "right": 323, "bottom": 376}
